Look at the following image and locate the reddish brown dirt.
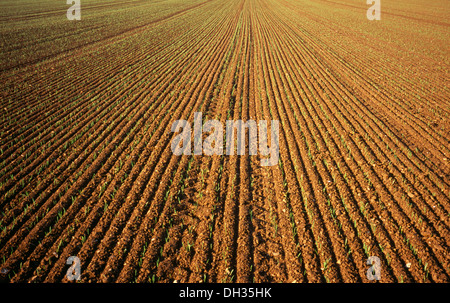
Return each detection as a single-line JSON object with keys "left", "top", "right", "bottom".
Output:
{"left": 0, "top": 0, "right": 449, "bottom": 283}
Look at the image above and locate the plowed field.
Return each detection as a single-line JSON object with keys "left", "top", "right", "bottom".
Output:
{"left": 0, "top": 0, "right": 449, "bottom": 283}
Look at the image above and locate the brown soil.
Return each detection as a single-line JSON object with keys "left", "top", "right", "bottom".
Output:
{"left": 0, "top": 0, "right": 448, "bottom": 283}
